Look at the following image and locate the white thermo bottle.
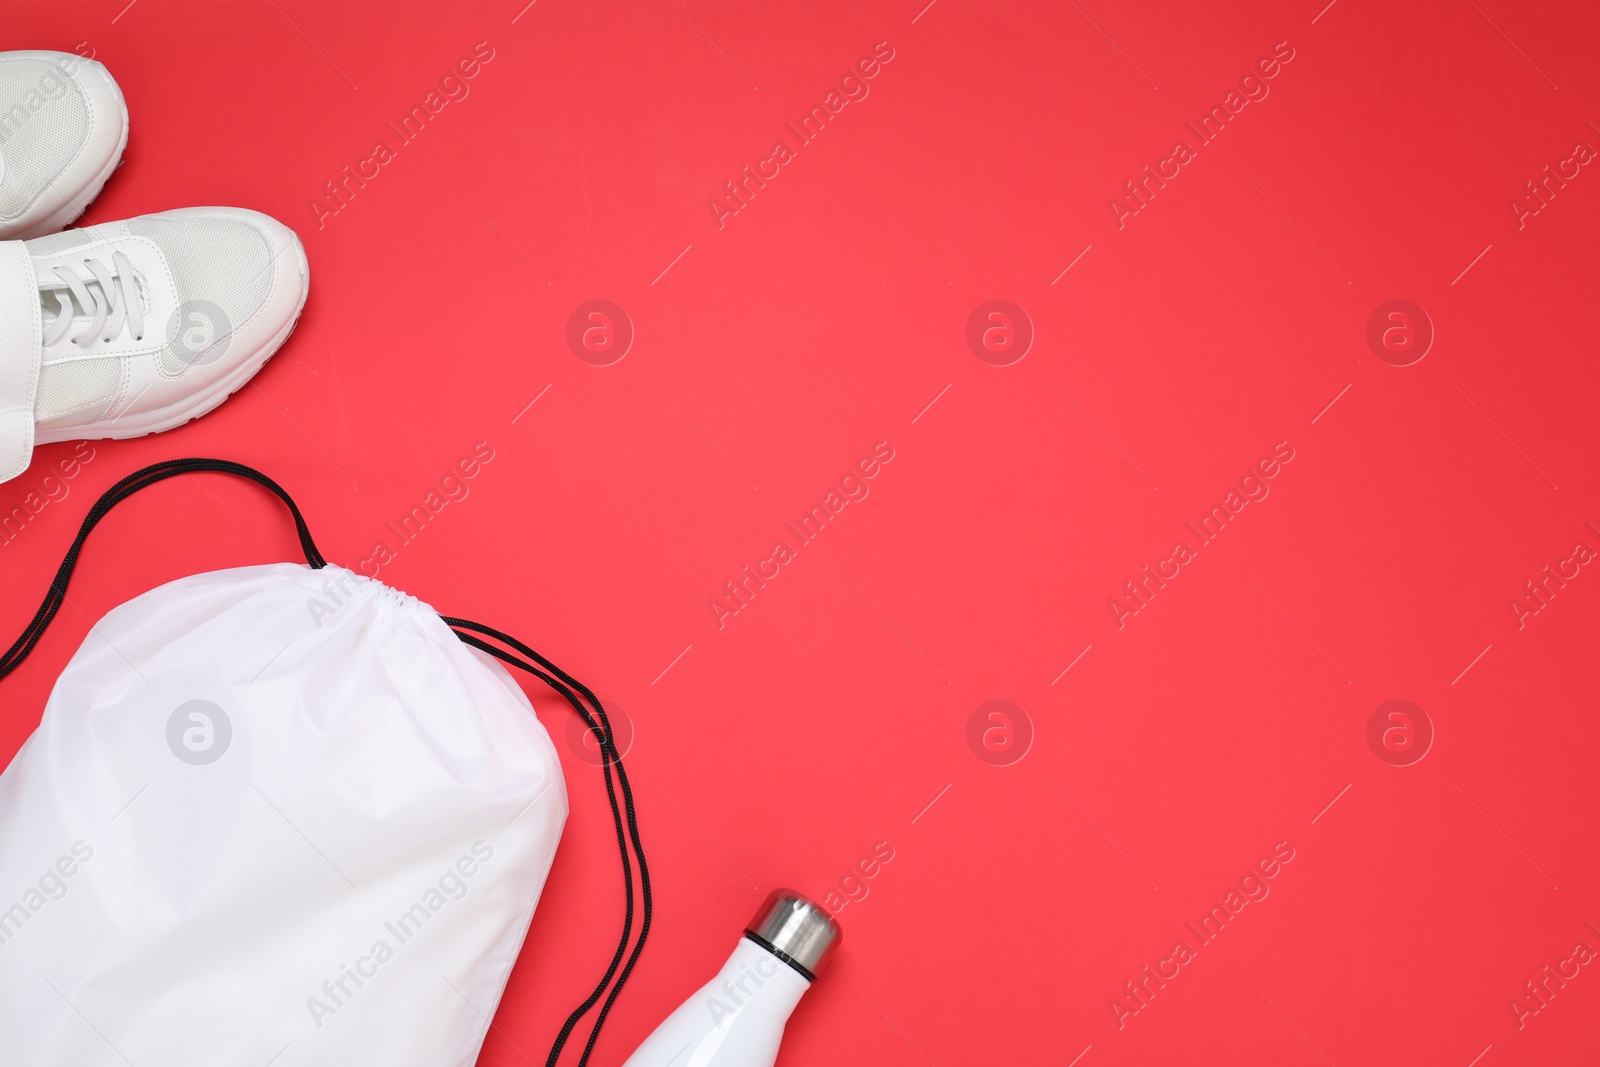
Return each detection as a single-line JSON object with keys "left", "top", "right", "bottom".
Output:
{"left": 620, "top": 888, "right": 842, "bottom": 1067}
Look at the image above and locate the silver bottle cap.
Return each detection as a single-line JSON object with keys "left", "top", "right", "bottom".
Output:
{"left": 743, "top": 888, "right": 841, "bottom": 980}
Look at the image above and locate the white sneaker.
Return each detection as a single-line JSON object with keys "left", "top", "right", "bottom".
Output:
{"left": 0, "top": 51, "right": 128, "bottom": 241}
{"left": 0, "top": 207, "right": 310, "bottom": 482}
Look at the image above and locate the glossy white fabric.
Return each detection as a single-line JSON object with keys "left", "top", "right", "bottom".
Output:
{"left": 0, "top": 562, "right": 568, "bottom": 1066}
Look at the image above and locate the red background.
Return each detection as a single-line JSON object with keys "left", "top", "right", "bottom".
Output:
{"left": 5, "top": 1, "right": 1600, "bottom": 1064}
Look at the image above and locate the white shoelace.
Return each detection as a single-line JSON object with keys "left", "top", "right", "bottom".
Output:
{"left": 40, "top": 253, "right": 145, "bottom": 347}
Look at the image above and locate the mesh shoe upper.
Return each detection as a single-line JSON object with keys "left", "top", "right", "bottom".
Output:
{"left": 0, "top": 57, "right": 90, "bottom": 222}
{"left": 0, "top": 52, "right": 125, "bottom": 241}
{"left": 35, "top": 351, "right": 119, "bottom": 428}
{"left": 125, "top": 217, "right": 272, "bottom": 379}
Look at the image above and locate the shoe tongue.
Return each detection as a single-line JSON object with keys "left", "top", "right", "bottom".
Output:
{"left": 40, "top": 286, "right": 92, "bottom": 323}
{"left": 40, "top": 269, "right": 110, "bottom": 320}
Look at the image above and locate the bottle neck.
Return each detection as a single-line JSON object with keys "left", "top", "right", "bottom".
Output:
{"left": 706, "top": 937, "right": 810, "bottom": 1024}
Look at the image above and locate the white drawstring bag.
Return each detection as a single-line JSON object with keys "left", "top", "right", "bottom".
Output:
{"left": 0, "top": 460, "right": 652, "bottom": 1067}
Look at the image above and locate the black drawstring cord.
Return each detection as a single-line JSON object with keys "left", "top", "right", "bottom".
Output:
{"left": 0, "top": 458, "right": 326, "bottom": 681}
{"left": 445, "top": 620, "right": 653, "bottom": 1067}
{"left": 0, "top": 458, "right": 650, "bottom": 1067}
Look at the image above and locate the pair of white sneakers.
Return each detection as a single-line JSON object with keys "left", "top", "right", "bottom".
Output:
{"left": 0, "top": 50, "right": 309, "bottom": 484}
